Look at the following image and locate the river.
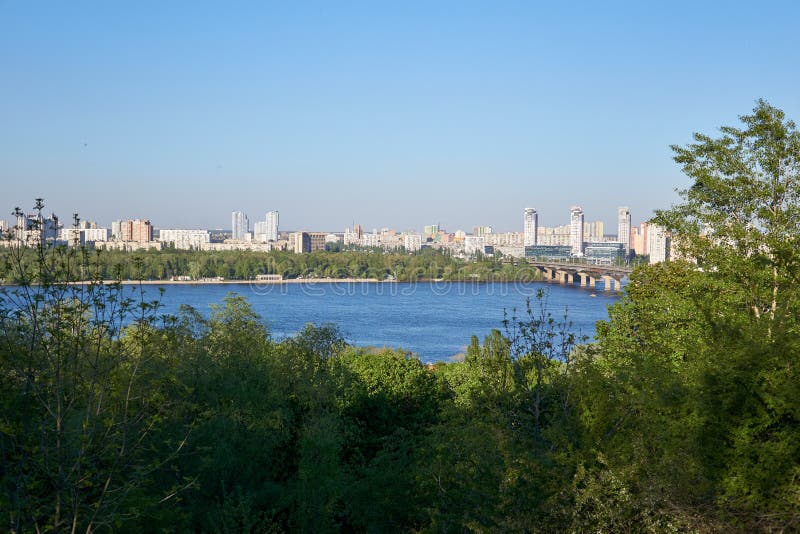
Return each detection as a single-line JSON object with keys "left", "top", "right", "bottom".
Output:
{"left": 141, "top": 280, "right": 620, "bottom": 361}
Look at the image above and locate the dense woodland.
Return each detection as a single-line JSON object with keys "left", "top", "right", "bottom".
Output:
{"left": 0, "top": 247, "right": 543, "bottom": 283}
{"left": 2, "top": 102, "right": 800, "bottom": 532}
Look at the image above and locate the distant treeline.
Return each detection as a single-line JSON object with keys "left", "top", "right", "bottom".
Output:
{"left": 0, "top": 246, "right": 544, "bottom": 283}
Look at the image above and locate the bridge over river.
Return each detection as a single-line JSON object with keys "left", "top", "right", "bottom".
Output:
{"left": 528, "top": 261, "right": 633, "bottom": 292}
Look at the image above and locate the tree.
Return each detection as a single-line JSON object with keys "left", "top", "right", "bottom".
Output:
{"left": 656, "top": 99, "right": 800, "bottom": 329}
{"left": 504, "top": 290, "right": 584, "bottom": 441}
{"left": 586, "top": 101, "right": 800, "bottom": 530}
{"left": 0, "top": 202, "right": 189, "bottom": 532}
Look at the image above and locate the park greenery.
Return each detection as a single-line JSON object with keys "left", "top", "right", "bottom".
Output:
{"left": 1, "top": 100, "right": 799, "bottom": 532}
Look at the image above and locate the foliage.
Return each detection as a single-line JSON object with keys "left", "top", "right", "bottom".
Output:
{"left": 582, "top": 101, "right": 800, "bottom": 531}
{"left": 3, "top": 102, "right": 800, "bottom": 532}
{"left": 0, "top": 246, "right": 542, "bottom": 283}
{"left": 0, "top": 206, "right": 190, "bottom": 532}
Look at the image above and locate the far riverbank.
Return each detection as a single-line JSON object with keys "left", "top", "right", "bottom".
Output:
{"left": 56, "top": 276, "right": 548, "bottom": 286}
{"left": 0, "top": 247, "right": 546, "bottom": 286}
{"left": 79, "top": 277, "right": 385, "bottom": 285}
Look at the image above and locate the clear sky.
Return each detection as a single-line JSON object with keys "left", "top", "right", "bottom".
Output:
{"left": 2, "top": 1, "right": 799, "bottom": 233}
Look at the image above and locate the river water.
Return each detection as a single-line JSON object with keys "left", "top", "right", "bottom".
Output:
{"left": 141, "top": 281, "right": 619, "bottom": 362}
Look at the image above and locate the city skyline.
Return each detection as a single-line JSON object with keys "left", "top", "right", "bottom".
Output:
{"left": 6, "top": 203, "right": 660, "bottom": 262}
{"left": 3, "top": 3, "right": 799, "bottom": 230}
{"left": 0, "top": 200, "right": 639, "bottom": 238}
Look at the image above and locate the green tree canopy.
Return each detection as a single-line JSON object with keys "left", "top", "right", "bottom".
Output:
{"left": 657, "top": 99, "right": 800, "bottom": 326}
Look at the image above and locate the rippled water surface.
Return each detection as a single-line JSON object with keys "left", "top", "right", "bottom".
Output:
{"left": 144, "top": 281, "right": 620, "bottom": 361}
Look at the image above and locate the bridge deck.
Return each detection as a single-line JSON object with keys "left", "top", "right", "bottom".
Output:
{"left": 528, "top": 261, "right": 633, "bottom": 276}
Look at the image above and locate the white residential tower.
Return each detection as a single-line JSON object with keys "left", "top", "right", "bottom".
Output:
{"left": 569, "top": 206, "right": 584, "bottom": 255}
{"left": 523, "top": 208, "right": 538, "bottom": 246}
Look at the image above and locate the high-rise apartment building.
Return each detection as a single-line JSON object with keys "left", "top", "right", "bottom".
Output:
{"left": 537, "top": 225, "right": 570, "bottom": 246}
{"left": 59, "top": 228, "right": 84, "bottom": 246}
{"left": 111, "top": 220, "right": 121, "bottom": 240}
{"left": 120, "top": 219, "right": 152, "bottom": 243}
{"left": 569, "top": 206, "right": 584, "bottom": 255}
{"left": 484, "top": 232, "right": 523, "bottom": 246}
{"left": 362, "top": 232, "right": 380, "bottom": 248}
{"left": 648, "top": 224, "right": 670, "bottom": 263}
{"left": 231, "top": 211, "right": 249, "bottom": 241}
{"left": 631, "top": 226, "right": 641, "bottom": 255}
{"left": 617, "top": 207, "right": 631, "bottom": 255}
{"left": 266, "top": 211, "right": 279, "bottom": 242}
{"left": 423, "top": 224, "right": 440, "bottom": 237}
{"left": 404, "top": 233, "right": 422, "bottom": 252}
{"left": 291, "top": 231, "right": 326, "bottom": 253}
{"left": 14, "top": 213, "right": 59, "bottom": 244}
{"left": 631, "top": 222, "right": 649, "bottom": 256}
{"left": 291, "top": 232, "right": 311, "bottom": 254}
{"left": 583, "top": 221, "right": 604, "bottom": 242}
{"left": 308, "top": 232, "right": 327, "bottom": 252}
{"left": 253, "top": 221, "right": 267, "bottom": 241}
{"left": 344, "top": 227, "right": 357, "bottom": 245}
{"left": 523, "top": 208, "right": 538, "bottom": 246}
{"left": 343, "top": 224, "right": 364, "bottom": 246}
{"left": 252, "top": 211, "right": 279, "bottom": 243}
{"left": 13, "top": 214, "right": 28, "bottom": 242}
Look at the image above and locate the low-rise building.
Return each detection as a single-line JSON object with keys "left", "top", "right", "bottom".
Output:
{"left": 58, "top": 227, "right": 110, "bottom": 246}
{"left": 159, "top": 229, "right": 211, "bottom": 250}
{"left": 308, "top": 232, "right": 327, "bottom": 252}
{"left": 198, "top": 241, "right": 284, "bottom": 252}
{"left": 84, "top": 228, "right": 110, "bottom": 242}
{"left": 495, "top": 245, "right": 524, "bottom": 258}
{"left": 525, "top": 245, "right": 572, "bottom": 261}
{"left": 59, "top": 228, "right": 84, "bottom": 246}
{"left": 96, "top": 241, "right": 163, "bottom": 251}
{"left": 485, "top": 232, "right": 523, "bottom": 246}
{"left": 362, "top": 232, "right": 380, "bottom": 248}
{"left": 464, "top": 236, "right": 487, "bottom": 257}
{"left": 584, "top": 242, "right": 625, "bottom": 264}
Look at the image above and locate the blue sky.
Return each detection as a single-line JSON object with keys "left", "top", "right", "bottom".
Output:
{"left": 2, "top": 1, "right": 799, "bottom": 232}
